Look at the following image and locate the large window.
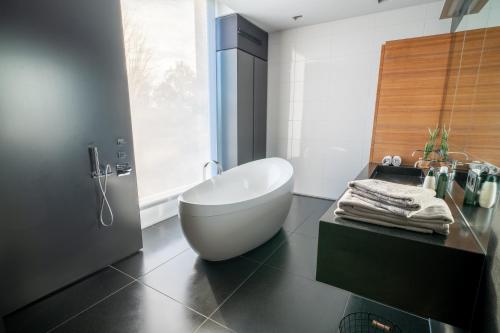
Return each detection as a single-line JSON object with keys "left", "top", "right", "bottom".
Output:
{"left": 121, "top": 0, "right": 212, "bottom": 204}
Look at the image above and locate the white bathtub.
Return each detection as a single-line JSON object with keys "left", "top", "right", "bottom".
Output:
{"left": 178, "top": 158, "right": 294, "bottom": 261}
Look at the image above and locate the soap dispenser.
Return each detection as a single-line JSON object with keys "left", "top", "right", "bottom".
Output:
{"left": 423, "top": 168, "right": 436, "bottom": 191}
{"left": 479, "top": 174, "right": 498, "bottom": 208}
{"left": 436, "top": 166, "right": 448, "bottom": 199}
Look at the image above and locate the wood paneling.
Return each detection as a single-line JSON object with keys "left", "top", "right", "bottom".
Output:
{"left": 370, "top": 27, "right": 500, "bottom": 167}
{"left": 370, "top": 33, "right": 453, "bottom": 165}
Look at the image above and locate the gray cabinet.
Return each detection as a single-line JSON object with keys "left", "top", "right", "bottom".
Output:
{"left": 253, "top": 57, "right": 268, "bottom": 160}
{"left": 216, "top": 14, "right": 268, "bottom": 170}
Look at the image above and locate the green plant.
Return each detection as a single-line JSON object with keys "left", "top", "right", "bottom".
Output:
{"left": 423, "top": 126, "right": 439, "bottom": 161}
{"left": 440, "top": 127, "right": 449, "bottom": 161}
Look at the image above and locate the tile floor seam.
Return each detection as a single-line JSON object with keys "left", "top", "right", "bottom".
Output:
{"left": 44, "top": 280, "right": 136, "bottom": 333}
{"left": 341, "top": 293, "right": 352, "bottom": 317}
{"left": 240, "top": 234, "right": 289, "bottom": 265}
{"left": 136, "top": 280, "right": 236, "bottom": 332}
{"left": 134, "top": 247, "right": 191, "bottom": 278}
{"left": 205, "top": 264, "right": 263, "bottom": 316}
{"left": 108, "top": 265, "right": 141, "bottom": 282}
{"left": 202, "top": 237, "right": 290, "bottom": 331}
{"left": 192, "top": 318, "right": 238, "bottom": 333}
{"left": 134, "top": 279, "right": 213, "bottom": 321}
{"left": 289, "top": 211, "right": 322, "bottom": 234}
{"left": 192, "top": 318, "right": 209, "bottom": 333}
{"left": 290, "top": 204, "right": 333, "bottom": 236}
{"left": 201, "top": 265, "right": 261, "bottom": 332}
{"left": 182, "top": 198, "right": 333, "bottom": 330}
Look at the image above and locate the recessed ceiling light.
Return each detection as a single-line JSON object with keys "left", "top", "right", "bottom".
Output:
{"left": 292, "top": 15, "right": 303, "bottom": 21}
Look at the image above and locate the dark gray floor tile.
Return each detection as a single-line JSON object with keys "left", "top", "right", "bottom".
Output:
{"left": 4, "top": 267, "right": 133, "bottom": 333}
{"left": 265, "top": 232, "right": 318, "bottom": 280}
{"left": 241, "top": 229, "right": 289, "bottom": 263}
{"left": 211, "top": 265, "right": 349, "bottom": 333}
{"left": 283, "top": 196, "right": 334, "bottom": 232}
{"left": 294, "top": 200, "right": 334, "bottom": 238}
{"left": 196, "top": 319, "right": 233, "bottom": 332}
{"left": 344, "top": 295, "right": 430, "bottom": 333}
{"left": 282, "top": 196, "right": 314, "bottom": 232}
{"left": 140, "top": 249, "right": 259, "bottom": 316}
{"left": 51, "top": 282, "right": 205, "bottom": 333}
{"left": 112, "top": 216, "right": 189, "bottom": 277}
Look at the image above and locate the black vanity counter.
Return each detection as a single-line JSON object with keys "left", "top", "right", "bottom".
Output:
{"left": 448, "top": 180, "right": 500, "bottom": 253}
{"left": 323, "top": 163, "right": 483, "bottom": 254}
{"left": 316, "top": 163, "right": 486, "bottom": 330}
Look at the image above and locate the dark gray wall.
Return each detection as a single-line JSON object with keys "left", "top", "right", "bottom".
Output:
{"left": 0, "top": 0, "right": 142, "bottom": 316}
{"left": 472, "top": 206, "right": 500, "bottom": 332}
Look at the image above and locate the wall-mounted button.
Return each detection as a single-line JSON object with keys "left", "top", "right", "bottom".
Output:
{"left": 116, "top": 163, "right": 133, "bottom": 176}
{"left": 117, "top": 151, "right": 128, "bottom": 159}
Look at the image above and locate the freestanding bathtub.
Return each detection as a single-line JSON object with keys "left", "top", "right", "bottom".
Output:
{"left": 178, "top": 158, "right": 294, "bottom": 261}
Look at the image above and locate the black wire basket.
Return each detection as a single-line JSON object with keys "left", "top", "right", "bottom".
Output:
{"left": 338, "top": 312, "right": 402, "bottom": 333}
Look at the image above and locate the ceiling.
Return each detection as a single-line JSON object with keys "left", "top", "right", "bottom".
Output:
{"left": 218, "top": 0, "right": 442, "bottom": 32}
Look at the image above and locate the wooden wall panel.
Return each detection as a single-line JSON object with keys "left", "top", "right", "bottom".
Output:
{"left": 370, "top": 34, "right": 453, "bottom": 165}
{"left": 370, "top": 27, "right": 500, "bottom": 167}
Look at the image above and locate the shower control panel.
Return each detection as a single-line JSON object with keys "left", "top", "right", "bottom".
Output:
{"left": 115, "top": 138, "right": 133, "bottom": 176}
{"left": 116, "top": 163, "right": 133, "bottom": 177}
{"left": 117, "top": 151, "right": 128, "bottom": 159}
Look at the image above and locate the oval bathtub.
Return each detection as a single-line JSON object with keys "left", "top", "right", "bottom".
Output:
{"left": 178, "top": 158, "right": 294, "bottom": 261}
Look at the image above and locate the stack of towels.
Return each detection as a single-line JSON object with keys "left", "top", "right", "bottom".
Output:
{"left": 335, "top": 179, "right": 454, "bottom": 235}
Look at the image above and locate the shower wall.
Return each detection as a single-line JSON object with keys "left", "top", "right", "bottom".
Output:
{"left": 0, "top": 0, "right": 142, "bottom": 316}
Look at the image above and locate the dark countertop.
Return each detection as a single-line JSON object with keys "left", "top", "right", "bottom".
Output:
{"left": 320, "top": 163, "right": 484, "bottom": 255}
{"left": 316, "top": 162, "right": 487, "bottom": 328}
{"left": 448, "top": 180, "right": 500, "bottom": 253}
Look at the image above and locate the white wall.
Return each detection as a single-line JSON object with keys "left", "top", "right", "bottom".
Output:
{"left": 266, "top": 1, "right": 451, "bottom": 199}
{"left": 215, "top": 0, "right": 234, "bottom": 17}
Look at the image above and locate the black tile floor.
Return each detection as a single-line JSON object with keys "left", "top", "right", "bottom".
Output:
{"left": 2, "top": 194, "right": 444, "bottom": 333}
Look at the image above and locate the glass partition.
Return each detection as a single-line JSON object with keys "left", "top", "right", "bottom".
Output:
{"left": 443, "top": 0, "right": 500, "bottom": 167}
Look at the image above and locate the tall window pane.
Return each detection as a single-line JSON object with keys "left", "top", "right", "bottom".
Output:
{"left": 121, "top": 0, "right": 211, "bottom": 203}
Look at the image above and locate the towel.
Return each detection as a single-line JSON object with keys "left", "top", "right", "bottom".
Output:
{"left": 349, "top": 192, "right": 454, "bottom": 224}
{"left": 349, "top": 179, "right": 436, "bottom": 210}
{"left": 335, "top": 208, "right": 440, "bottom": 234}
{"left": 335, "top": 190, "right": 453, "bottom": 235}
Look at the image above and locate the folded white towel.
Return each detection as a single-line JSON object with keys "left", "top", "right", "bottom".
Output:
{"left": 349, "top": 192, "right": 454, "bottom": 224}
{"left": 335, "top": 208, "right": 442, "bottom": 234}
{"left": 335, "top": 190, "right": 453, "bottom": 235}
{"left": 349, "top": 179, "right": 436, "bottom": 210}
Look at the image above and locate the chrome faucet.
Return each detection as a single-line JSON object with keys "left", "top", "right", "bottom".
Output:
{"left": 448, "top": 151, "right": 470, "bottom": 178}
{"left": 202, "top": 160, "right": 222, "bottom": 180}
{"left": 448, "top": 151, "right": 470, "bottom": 161}
{"left": 412, "top": 149, "right": 441, "bottom": 168}
{"left": 411, "top": 149, "right": 424, "bottom": 157}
